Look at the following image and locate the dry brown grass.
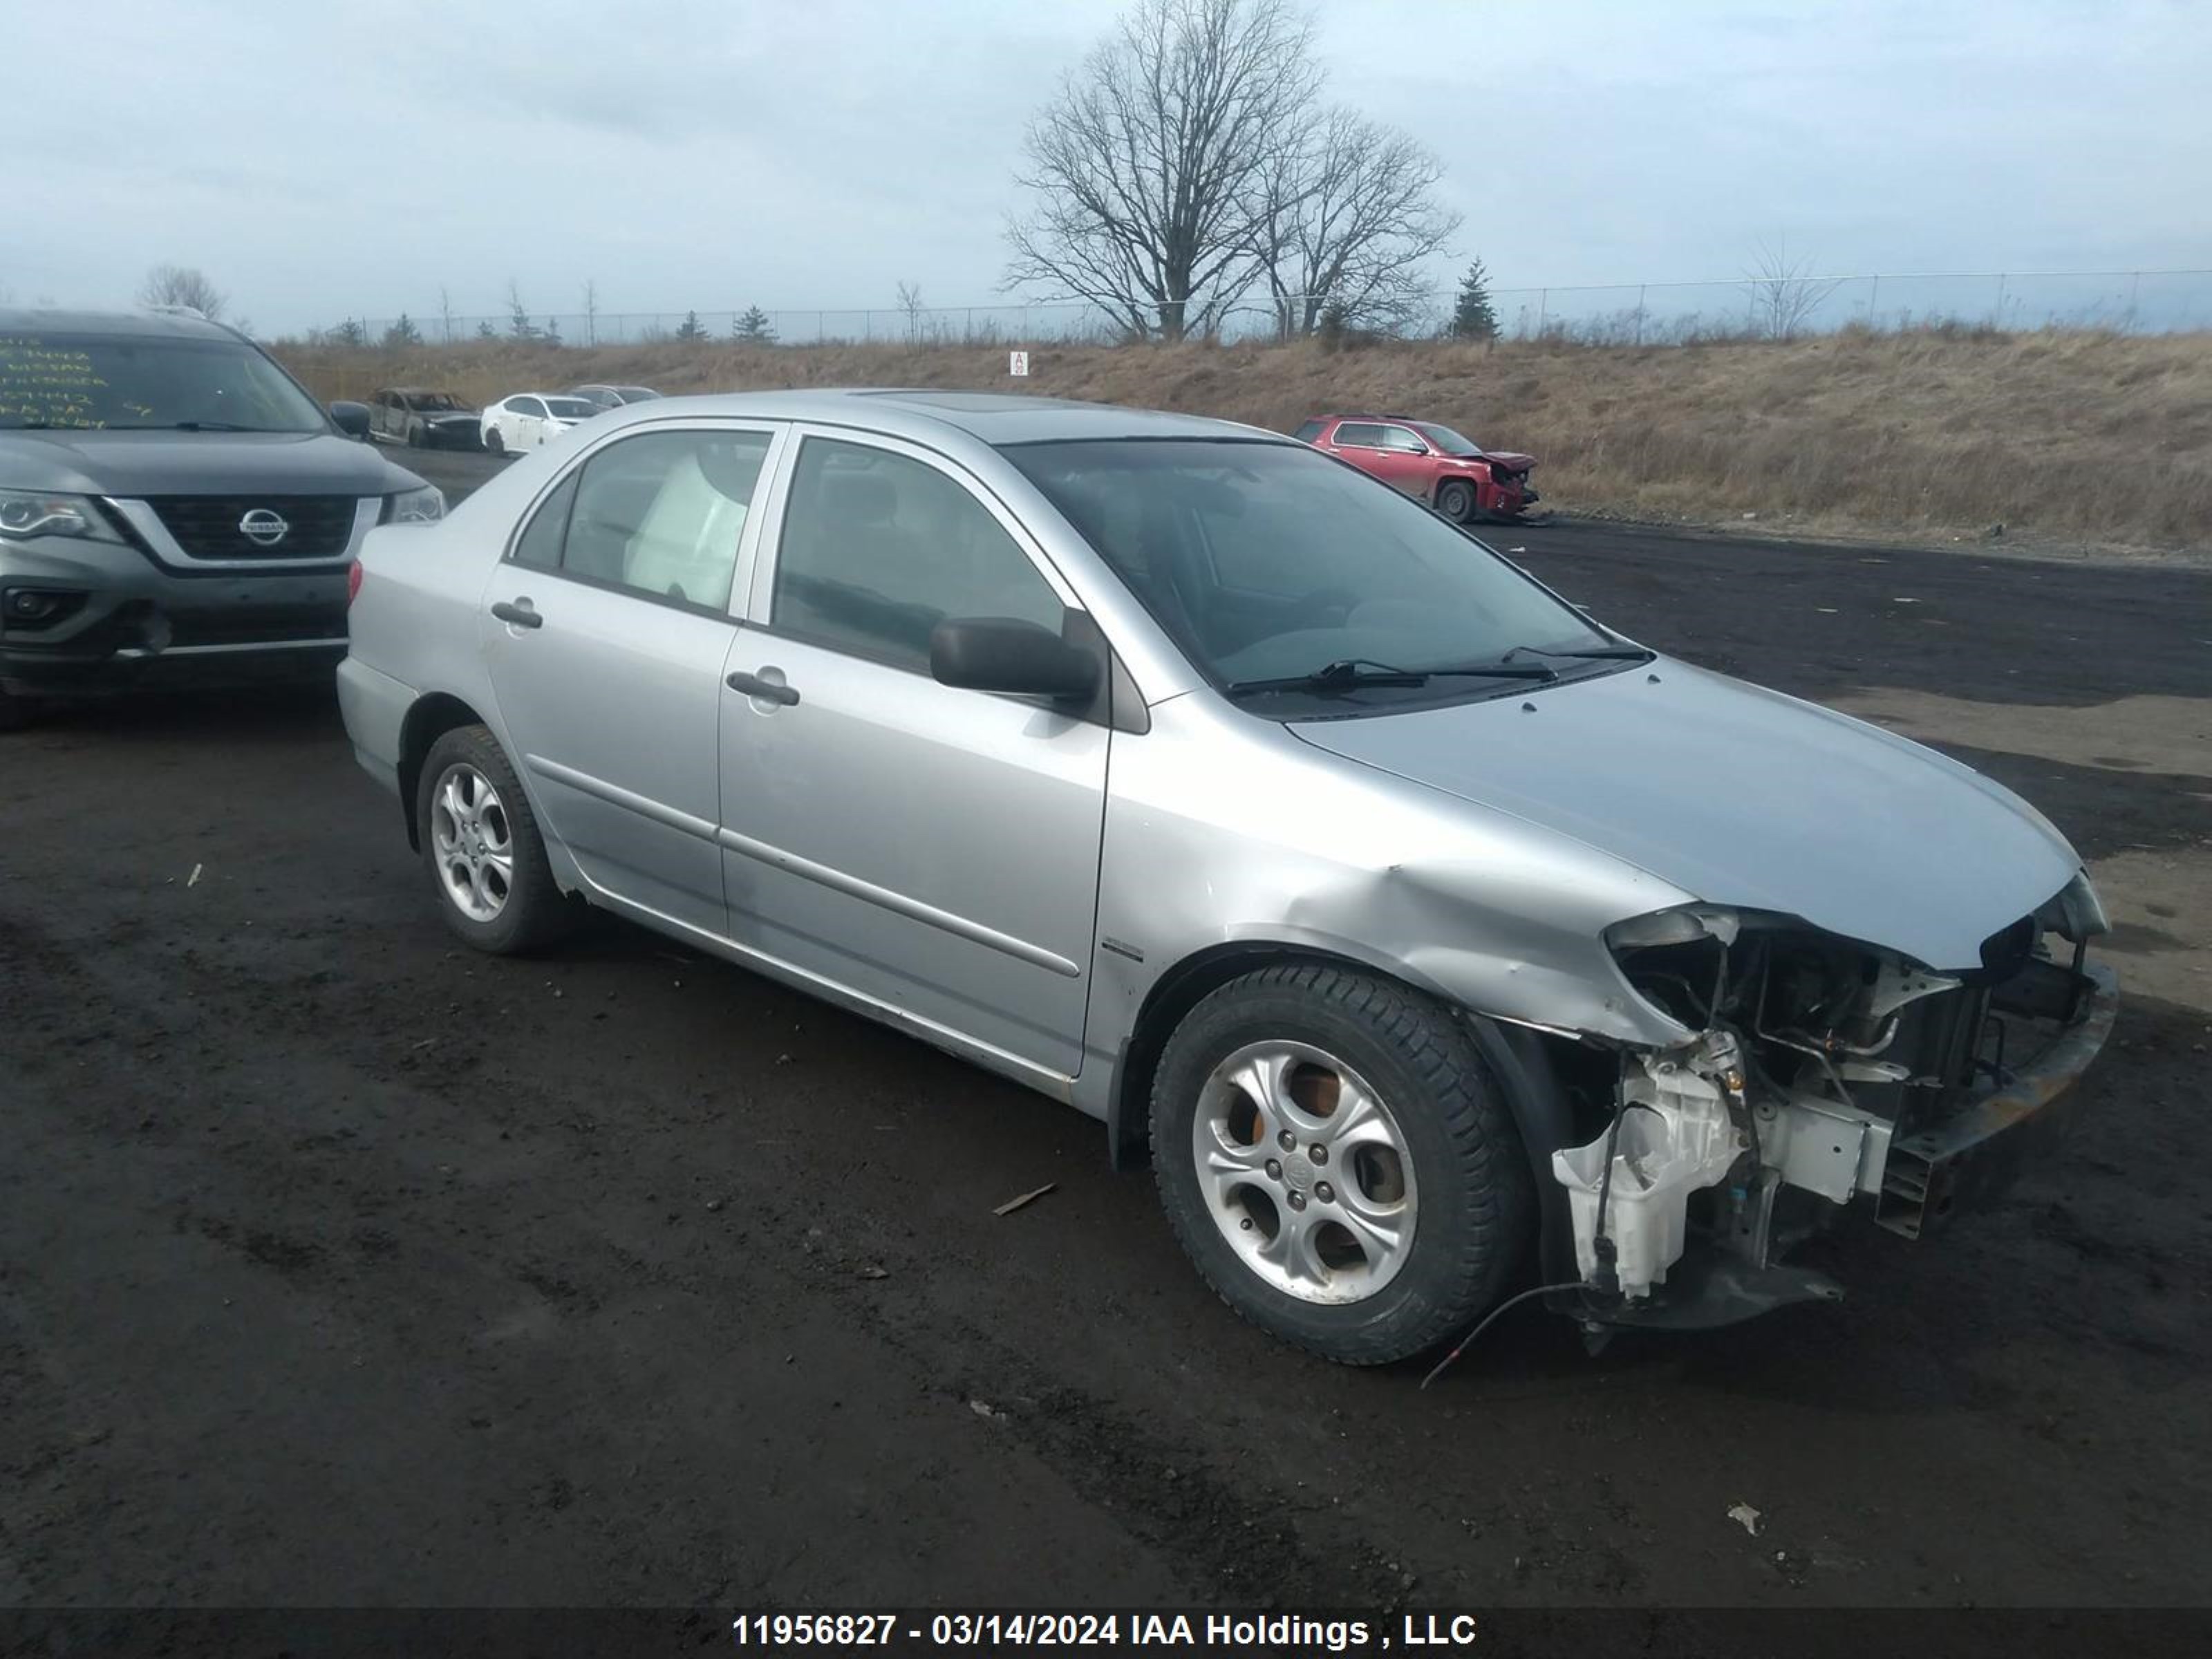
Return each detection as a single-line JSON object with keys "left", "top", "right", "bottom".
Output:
{"left": 280, "top": 327, "right": 2212, "bottom": 550}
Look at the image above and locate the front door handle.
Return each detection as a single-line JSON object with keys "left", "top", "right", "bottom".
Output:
{"left": 490, "top": 599, "right": 543, "bottom": 629}
{"left": 726, "top": 669, "right": 800, "bottom": 706}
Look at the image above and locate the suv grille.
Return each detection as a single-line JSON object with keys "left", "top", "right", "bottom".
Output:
{"left": 142, "top": 495, "right": 362, "bottom": 561}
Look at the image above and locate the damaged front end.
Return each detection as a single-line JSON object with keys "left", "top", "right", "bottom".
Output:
{"left": 1548, "top": 875, "right": 2117, "bottom": 1330}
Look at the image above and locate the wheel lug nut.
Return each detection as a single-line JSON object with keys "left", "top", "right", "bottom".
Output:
{"left": 1315, "top": 1181, "right": 1334, "bottom": 1203}
{"left": 1265, "top": 1158, "right": 1282, "bottom": 1181}
{"left": 1277, "top": 1129, "right": 1296, "bottom": 1151}
{"left": 1287, "top": 1191, "right": 1307, "bottom": 1212}
{"left": 1309, "top": 1143, "right": 1328, "bottom": 1165}
{"left": 1239, "top": 1217, "right": 1254, "bottom": 1231}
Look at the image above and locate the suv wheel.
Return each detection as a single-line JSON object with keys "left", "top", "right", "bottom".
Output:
{"left": 1435, "top": 480, "right": 1475, "bottom": 523}
{"left": 415, "top": 724, "right": 579, "bottom": 953}
{"left": 1150, "top": 964, "right": 1531, "bottom": 1365}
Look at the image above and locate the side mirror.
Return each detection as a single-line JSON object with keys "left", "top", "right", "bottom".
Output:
{"left": 329, "top": 400, "right": 372, "bottom": 438}
{"left": 930, "top": 616, "right": 1099, "bottom": 701}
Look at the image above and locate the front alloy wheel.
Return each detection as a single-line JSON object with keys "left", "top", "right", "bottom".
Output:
{"left": 1194, "top": 1041, "right": 1418, "bottom": 1304}
{"left": 1152, "top": 964, "right": 1531, "bottom": 1365}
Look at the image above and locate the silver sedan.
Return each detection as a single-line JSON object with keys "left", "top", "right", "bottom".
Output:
{"left": 337, "top": 391, "right": 2114, "bottom": 1365}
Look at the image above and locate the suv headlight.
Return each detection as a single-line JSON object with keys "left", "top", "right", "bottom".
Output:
{"left": 0, "top": 489, "right": 123, "bottom": 543}
{"left": 381, "top": 485, "right": 445, "bottom": 525}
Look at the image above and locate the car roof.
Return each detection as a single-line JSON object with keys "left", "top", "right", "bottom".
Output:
{"left": 0, "top": 306, "right": 243, "bottom": 342}
{"left": 574, "top": 387, "right": 1280, "bottom": 448}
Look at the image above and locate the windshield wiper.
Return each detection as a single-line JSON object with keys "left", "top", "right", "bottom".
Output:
{"left": 1500, "top": 641, "right": 1654, "bottom": 663}
{"left": 1225, "top": 657, "right": 1559, "bottom": 699}
{"left": 140, "top": 420, "right": 272, "bottom": 433}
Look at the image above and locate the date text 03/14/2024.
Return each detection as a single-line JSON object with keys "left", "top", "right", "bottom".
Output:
{"left": 728, "top": 1612, "right": 1485, "bottom": 1651}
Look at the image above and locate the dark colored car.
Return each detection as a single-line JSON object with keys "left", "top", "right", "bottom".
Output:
{"left": 567, "top": 384, "right": 662, "bottom": 412}
{"left": 0, "top": 308, "right": 440, "bottom": 727}
{"left": 1293, "top": 413, "right": 1539, "bottom": 523}
{"left": 370, "top": 387, "right": 483, "bottom": 450}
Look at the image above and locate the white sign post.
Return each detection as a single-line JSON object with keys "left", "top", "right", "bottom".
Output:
{"left": 1008, "top": 350, "right": 1030, "bottom": 377}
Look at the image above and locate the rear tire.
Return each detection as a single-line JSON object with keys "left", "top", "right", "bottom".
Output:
{"left": 406, "top": 421, "right": 425, "bottom": 449}
{"left": 1435, "top": 480, "right": 1475, "bottom": 523}
{"left": 484, "top": 425, "right": 506, "bottom": 456}
{"left": 1150, "top": 964, "right": 1533, "bottom": 1365}
{"left": 415, "top": 724, "right": 579, "bottom": 955}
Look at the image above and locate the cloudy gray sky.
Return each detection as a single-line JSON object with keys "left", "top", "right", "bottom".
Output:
{"left": 5, "top": 0, "right": 2207, "bottom": 334}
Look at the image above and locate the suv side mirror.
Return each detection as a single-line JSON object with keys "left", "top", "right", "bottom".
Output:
{"left": 930, "top": 616, "right": 1099, "bottom": 701}
{"left": 329, "top": 400, "right": 372, "bottom": 438}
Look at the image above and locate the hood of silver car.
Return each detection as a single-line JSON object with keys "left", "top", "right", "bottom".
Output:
{"left": 0, "top": 429, "right": 418, "bottom": 496}
{"left": 1288, "top": 659, "right": 2082, "bottom": 973}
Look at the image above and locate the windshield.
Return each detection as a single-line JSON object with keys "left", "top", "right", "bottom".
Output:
{"left": 544, "top": 397, "right": 597, "bottom": 419}
{"left": 1409, "top": 422, "right": 1483, "bottom": 457}
{"left": 1003, "top": 439, "right": 1611, "bottom": 704}
{"left": 616, "top": 386, "right": 661, "bottom": 401}
{"left": 406, "top": 391, "right": 465, "bottom": 411}
{"left": 0, "top": 332, "right": 328, "bottom": 432}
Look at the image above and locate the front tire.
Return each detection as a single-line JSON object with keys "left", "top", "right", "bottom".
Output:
{"left": 1435, "top": 480, "right": 1475, "bottom": 523}
{"left": 415, "top": 725, "right": 579, "bottom": 954}
{"left": 484, "top": 424, "right": 506, "bottom": 456}
{"left": 1150, "top": 964, "right": 1532, "bottom": 1365}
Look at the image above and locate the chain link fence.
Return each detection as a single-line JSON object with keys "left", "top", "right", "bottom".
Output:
{"left": 315, "top": 269, "right": 2212, "bottom": 350}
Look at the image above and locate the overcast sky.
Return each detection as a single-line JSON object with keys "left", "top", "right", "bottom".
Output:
{"left": 5, "top": 0, "right": 2207, "bottom": 334}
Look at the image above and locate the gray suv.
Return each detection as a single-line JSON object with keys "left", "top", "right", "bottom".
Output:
{"left": 0, "top": 308, "right": 444, "bottom": 727}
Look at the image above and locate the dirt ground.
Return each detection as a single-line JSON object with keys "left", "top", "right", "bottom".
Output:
{"left": 3, "top": 463, "right": 2207, "bottom": 1617}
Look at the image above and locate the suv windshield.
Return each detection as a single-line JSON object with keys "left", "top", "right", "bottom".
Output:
{"left": 1409, "top": 422, "right": 1483, "bottom": 457}
{"left": 0, "top": 332, "right": 329, "bottom": 432}
{"left": 406, "top": 391, "right": 465, "bottom": 411}
{"left": 1003, "top": 439, "right": 1613, "bottom": 704}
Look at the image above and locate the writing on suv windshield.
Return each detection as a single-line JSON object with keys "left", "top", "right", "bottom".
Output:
{"left": 0, "top": 334, "right": 328, "bottom": 433}
{"left": 1002, "top": 438, "right": 1619, "bottom": 710}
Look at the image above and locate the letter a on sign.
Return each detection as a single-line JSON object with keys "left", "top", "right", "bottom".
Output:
{"left": 1008, "top": 350, "right": 1030, "bottom": 377}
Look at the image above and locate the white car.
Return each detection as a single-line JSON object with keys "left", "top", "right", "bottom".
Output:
{"left": 480, "top": 393, "right": 597, "bottom": 456}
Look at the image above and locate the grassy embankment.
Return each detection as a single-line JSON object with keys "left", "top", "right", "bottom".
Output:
{"left": 279, "top": 328, "right": 2212, "bottom": 551}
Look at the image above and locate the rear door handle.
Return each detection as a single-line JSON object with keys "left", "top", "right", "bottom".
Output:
{"left": 490, "top": 599, "right": 543, "bottom": 629}
{"left": 726, "top": 670, "right": 799, "bottom": 706}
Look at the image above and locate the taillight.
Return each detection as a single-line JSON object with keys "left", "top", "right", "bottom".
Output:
{"left": 346, "top": 559, "right": 364, "bottom": 607}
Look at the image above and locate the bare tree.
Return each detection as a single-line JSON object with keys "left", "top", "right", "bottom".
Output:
{"left": 1004, "top": 0, "right": 1319, "bottom": 339}
{"left": 138, "top": 264, "right": 227, "bottom": 320}
{"left": 1248, "top": 106, "right": 1459, "bottom": 339}
{"left": 895, "top": 280, "right": 926, "bottom": 341}
{"left": 438, "top": 285, "right": 456, "bottom": 345}
{"left": 582, "top": 279, "right": 599, "bottom": 346}
{"left": 1742, "top": 236, "right": 1843, "bottom": 341}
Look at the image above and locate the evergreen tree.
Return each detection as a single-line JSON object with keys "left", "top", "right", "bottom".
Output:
{"left": 475, "top": 319, "right": 496, "bottom": 341}
{"left": 732, "top": 305, "right": 776, "bottom": 344}
{"left": 674, "top": 310, "right": 710, "bottom": 342}
{"left": 330, "top": 317, "right": 367, "bottom": 348}
{"left": 1448, "top": 259, "right": 1499, "bottom": 341}
{"left": 382, "top": 313, "right": 423, "bottom": 348}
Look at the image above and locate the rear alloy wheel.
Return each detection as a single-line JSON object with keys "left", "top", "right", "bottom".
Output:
{"left": 1150, "top": 964, "right": 1532, "bottom": 1365}
{"left": 415, "top": 724, "right": 577, "bottom": 953}
{"left": 484, "top": 424, "right": 506, "bottom": 456}
{"left": 1435, "top": 480, "right": 1476, "bottom": 523}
